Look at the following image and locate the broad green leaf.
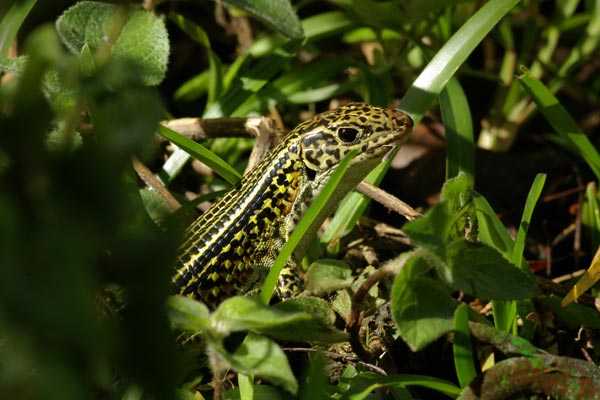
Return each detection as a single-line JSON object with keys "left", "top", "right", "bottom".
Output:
{"left": 0, "top": 55, "right": 27, "bottom": 74}
{"left": 275, "top": 296, "right": 337, "bottom": 323}
{"left": 213, "top": 296, "right": 311, "bottom": 333}
{"left": 439, "top": 172, "right": 471, "bottom": 206}
{"left": 439, "top": 173, "right": 475, "bottom": 239}
{"left": 304, "top": 259, "right": 353, "bottom": 295}
{"left": 297, "top": 352, "right": 328, "bottom": 400}
{"left": 249, "top": 11, "right": 353, "bottom": 57}
{"left": 214, "top": 297, "right": 347, "bottom": 343}
{"left": 217, "top": 0, "right": 303, "bottom": 39}
{"left": 225, "top": 333, "right": 298, "bottom": 394}
{"left": 112, "top": 10, "right": 169, "bottom": 85}
{"left": 444, "top": 239, "right": 538, "bottom": 300}
{"left": 56, "top": 1, "right": 116, "bottom": 52}
{"left": 472, "top": 191, "right": 523, "bottom": 332}
{"left": 391, "top": 256, "right": 458, "bottom": 351}
{"left": 56, "top": 1, "right": 169, "bottom": 85}
{"left": 337, "top": 0, "right": 409, "bottom": 30}
{"left": 402, "top": 201, "right": 454, "bottom": 253}
{"left": 166, "top": 295, "right": 210, "bottom": 331}
{"left": 472, "top": 192, "right": 516, "bottom": 259}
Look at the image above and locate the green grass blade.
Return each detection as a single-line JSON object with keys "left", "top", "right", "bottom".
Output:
{"left": 235, "top": 57, "right": 357, "bottom": 114}
{"left": 259, "top": 149, "right": 359, "bottom": 304}
{"left": 156, "top": 124, "right": 241, "bottom": 186}
{"left": 0, "top": 0, "right": 37, "bottom": 59}
{"left": 491, "top": 173, "right": 545, "bottom": 336}
{"left": 238, "top": 372, "right": 254, "bottom": 400}
{"left": 399, "top": 0, "right": 522, "bottom": 122}
{"left": 320, "top": 161, "right": 387, "bottom": 244}
{"left": 340, "top": 373, "right": 461, "bottom": 399}
{"left": 512, "top": 173, "right": 546, "bottom": 272}
{"left": 453, "top": 304, "right": 477, "bottom": 388}
{"left": 439, "top": 77, "right": 475, "bottom": 186}
{"left": 518, "top": 70, "right": 600, "bottom": 180}
{"left": 585, "top": 183, "right": 600, "bottom": 252}
{"left": 204, "top": 39, "right": 303, "bottom": 118}
{"left": 168, "top": 13, "right": 224, "bottom": 107}
{"left": 472, "top": 191, "right": 530, "bottom": 333}
{"left": 168, "top": 12, "right": 212, "bottom": 49}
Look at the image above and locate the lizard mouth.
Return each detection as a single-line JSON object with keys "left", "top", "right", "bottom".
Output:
{"left": 362, "top": 112, "right": 413, "bottom": 160}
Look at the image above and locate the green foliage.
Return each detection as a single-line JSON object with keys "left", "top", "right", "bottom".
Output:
{"left": 167, "top": 295, "right": 347, "bottom": 394}
{"left": 392, "top": 174, "right": 538, "bottom": 351}
{"left": 3, "top": 0, "right": 600, "bottom": 398}
{"left": 0, "top": 18, "right": 177, "bottom": 400}
{"left": 215, "top": 0, "right": 304, "bottom": 39}
{"left": 56, "top": 1, "right": 169, "bottom": 85}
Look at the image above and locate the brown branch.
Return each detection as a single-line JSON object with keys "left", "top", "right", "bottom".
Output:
{"left": 535, "top": 275, "right": 600, "bottom": 312}
{"left": 282, "top": 347, "right": 388, "bottom": 375}
{"left": 356, "top": 181, "right": 421, "bottom": 221}
{"left": 159, "top": 117, "right": 263, "bottom": 141}
{"left": 132, "top": 157, "right": 181, "bottom": 211}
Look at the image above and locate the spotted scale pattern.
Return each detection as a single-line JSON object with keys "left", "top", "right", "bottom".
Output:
{"left": 173, "top": 103, "right": 413, "bottom": 307}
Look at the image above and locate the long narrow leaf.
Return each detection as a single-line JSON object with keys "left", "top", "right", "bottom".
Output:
{"left": 0, "top": 0, "right": 37, "bottom": 59}
{"left": 562, "top": 245, "right": 600, "bottom": 307}
{"left": 440, "top": 77, "right": 475, "bottom": 185}
{"left": 400, "top": 0, "right": 522, "bottom": 122}
{"left": 518, "top": 70, "right": 600, "bottom": 180}
{"left": 453, "top": 304, "right": 477, "bottom": 388}
{"left": 585, "top": 183, "right": 600, "bottom": 251}
{"left": 168, "top": 13, "right": 224, "bottom": 108}
{"left": 205, "top": 39, "right": 303, "bottom": 118}
{"left": 512, "top": 173, "right": 546, "bottom": 272}
{"left": 339, "top": 373, "right": 461, "bottom": 400}
{"left": 156, "top": 124, "right": 241, "bottom": 186}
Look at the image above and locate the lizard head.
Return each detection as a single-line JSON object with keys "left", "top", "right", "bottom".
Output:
{"left": 296, "top": 102, "right": 413, "bottom": 175}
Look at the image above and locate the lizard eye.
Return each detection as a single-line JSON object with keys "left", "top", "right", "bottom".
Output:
{"left": 337, "top": 127, "right": 359, "bottom": 143}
